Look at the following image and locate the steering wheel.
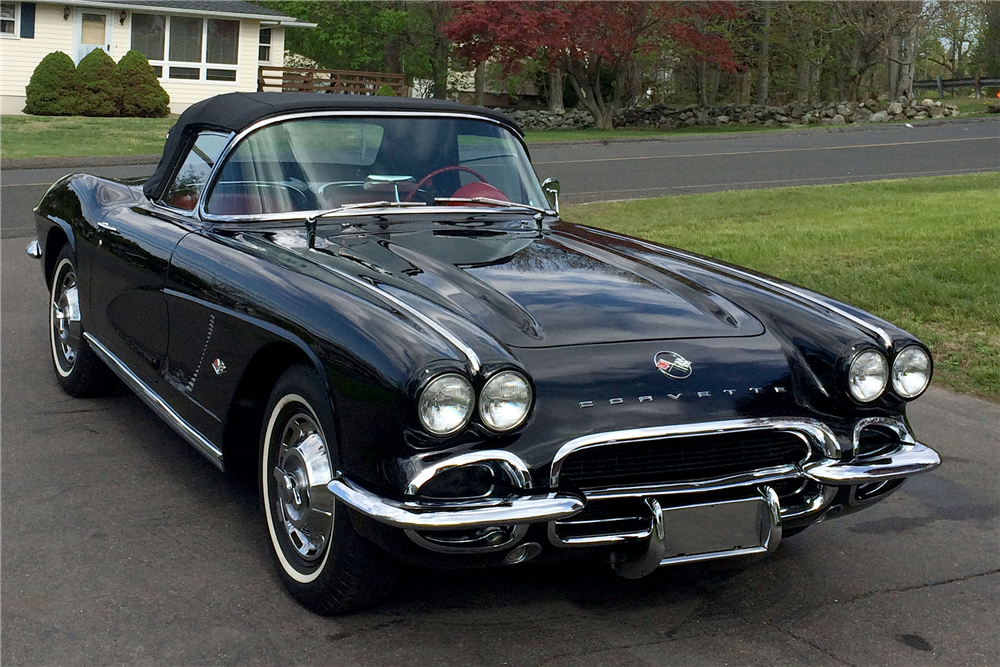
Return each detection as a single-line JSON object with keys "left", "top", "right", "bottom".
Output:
{"left": 405, "top": 165, "right": 489, "bottom": 201}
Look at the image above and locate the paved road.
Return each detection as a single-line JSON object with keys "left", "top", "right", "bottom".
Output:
{"left": 2, "top": 120, "right": 997, "bottom": 239}
{"left": 2, "top": 121, "right": 999, "bottom": 665}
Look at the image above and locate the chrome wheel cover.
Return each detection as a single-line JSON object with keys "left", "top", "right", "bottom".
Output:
{"left": 271, "top": 409, "right": 335, "bottom": 563}
{"left": 50, "top": 260, "right": 82, "bottom": 377}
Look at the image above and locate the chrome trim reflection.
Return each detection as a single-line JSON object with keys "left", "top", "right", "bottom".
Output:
{"left": 851, "top": 416, "right": 913, "bottom": 457}
{"left": 549, "top": 418, "right": 842, "bottom": 488}
{"left": 611, "top": 497, "right": 666, "bottom": 579}
{"left": 329, "top": 473, "right": 584, "bottom": 530}
{"left": 25, "top": 239, "right": 42, "bottom": 259}
{"left": 83, "top": 333, "right": 224, "bottom": 469}
{"left": 803, "top": 442, "right": 940, "bottom": 485}
{"left": 582, "top": 464, "right": 802, "bottom": 500}
{"left": 405, "top": 450, "right": 531, "bottom": 497}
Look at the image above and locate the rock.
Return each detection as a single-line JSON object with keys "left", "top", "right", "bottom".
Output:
{"left": 717, "top": 115, "right": 730, "bottom": 124}
{"left": 774, "top": 114, "right": 788, "bottom": 123}
{"left": 683, "top": 117, "right": 696, "bottom": 127}
{"left": 836, "top": 103, "right": 853, "bottom": 116}
{"left": 929, "top": 105, "right": 946, "bottom": 117}
{"left": 763, "top": 119, "right": 776, "bottom": 127}
{"left": 831, "top": 114, "right": 846, "bottom": 125}
{"left": 914, "top": 111, "right": 930, "bottom": 119}
{"left": 871, "top": 110, "right": 889, "bottom": 122}
{"left": 921, "top": 98, "right": 935, "bottom": 107}
{"left": 887, "top": 101, "right": 903, "bottom": 115}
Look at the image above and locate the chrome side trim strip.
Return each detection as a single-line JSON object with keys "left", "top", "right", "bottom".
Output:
{"left": 328, "top": 473, "right": 584, "bottom": 530}
{"left": 83, "top": 333, "right": 224, "bottom": 470}
{"left": 305, "top": 260, "right": 482, "bottom": 373}
{"left": 549, "top": 418, "right": 843, "bottom": 488}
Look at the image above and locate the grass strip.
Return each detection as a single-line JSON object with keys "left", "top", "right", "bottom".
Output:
{"left": 564, "top": 172, "right": 1000, "bottom": 401}
{"left": 0, "top": 116, "right": 175, "bottom": 159}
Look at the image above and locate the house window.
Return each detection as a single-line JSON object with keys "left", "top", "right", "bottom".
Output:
{"left": 0, "top": 2, "right": 18, "bottom": 37}
{"left": 258, "top": 27, "right": 271, "bottom": 62}
{"left": 131, "top": 13, "right": 239, "bottom": 82}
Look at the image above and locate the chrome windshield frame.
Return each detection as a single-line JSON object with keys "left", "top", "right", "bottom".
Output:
{"left": 194, "top": 110, "right": 542, "bottom": 224}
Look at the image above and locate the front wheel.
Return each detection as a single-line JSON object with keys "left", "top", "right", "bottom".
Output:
{"left": 48, "top": 246, "right": 114, "bottom": 397}
{"left": 260, "top": 363, "right": 397, "bottom": 615}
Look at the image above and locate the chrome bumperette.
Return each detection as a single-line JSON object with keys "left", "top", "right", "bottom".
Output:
{"left": 327, "top": 473, "right": 584, "bottom": 531}
{"left": 26, "top": 239, "right": 42, "bottom": 259}
{"left": 83, "top": 333, "right": 224, "bottom": 469}
{"left": 803, "top": 442, "right": 940, "bottom": 485}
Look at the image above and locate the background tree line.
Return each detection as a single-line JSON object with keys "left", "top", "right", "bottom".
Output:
{"left": 259, "top": 1, "right": 999, "bottom": 124}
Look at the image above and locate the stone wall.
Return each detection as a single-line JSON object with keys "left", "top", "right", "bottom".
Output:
{"left": 502, "top": 97, "right": 961, "bottom": 132}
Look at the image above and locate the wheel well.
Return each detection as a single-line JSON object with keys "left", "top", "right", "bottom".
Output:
{"left": 222, "top": 342, "right": 315, "bottom": 480}
{"left": 43, "top": 228, "right": 69, "bottom": 290}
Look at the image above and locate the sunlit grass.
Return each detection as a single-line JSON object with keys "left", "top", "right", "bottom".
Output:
{"left": 1, "top": 115, "right": 175, "bottom": 159}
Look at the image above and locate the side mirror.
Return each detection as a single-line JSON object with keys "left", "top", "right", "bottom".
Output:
{"left": 541, "top": 177, "right": 560, "bottom": 215}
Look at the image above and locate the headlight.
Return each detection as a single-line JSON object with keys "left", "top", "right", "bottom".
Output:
{"left": 892, "top": 346, "right": 931, "bottom": 398}
{"left": 479, "top": 371, "right": 532, "bottom": 431}
{"left": 848, "top": 350, "right": 888, "bottom": 402}
{"left": 418, "top": 374, "right": 474, "bottom": 436}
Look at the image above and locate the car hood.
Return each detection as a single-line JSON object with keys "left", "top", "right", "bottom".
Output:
{"left": 253, "top": 220, "right": 764, "bottom": 348}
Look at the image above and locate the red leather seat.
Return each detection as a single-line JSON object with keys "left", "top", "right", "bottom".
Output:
{"left": 450, "top": 182, "right": 509, "bottom": 202}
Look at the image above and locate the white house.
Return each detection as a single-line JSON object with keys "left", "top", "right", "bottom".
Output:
{"left": 0, "top": 0, "right": 314, "bottom": 114}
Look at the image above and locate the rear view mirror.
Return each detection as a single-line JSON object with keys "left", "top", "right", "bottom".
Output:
{"left": 541, "top": 177, "right": 560, "bottom": 215}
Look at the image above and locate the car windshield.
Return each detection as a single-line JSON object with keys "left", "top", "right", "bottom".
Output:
{"left": 203, "top": 115, "right": 548, "bottom": 218}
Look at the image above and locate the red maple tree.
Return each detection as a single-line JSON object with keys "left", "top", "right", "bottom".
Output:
{"left": 444, "top": 1, "right": 739, "bottom": 129}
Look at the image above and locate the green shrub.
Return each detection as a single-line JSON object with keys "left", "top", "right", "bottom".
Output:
{"left": 23, "top": 51, "right": 80, "bottom": 116}
{"left": 77, "top": 49, "right": 119, "bottom": 117}
{"left": 115, "top": 50, "right": 169, "bottom": 117}
{"left": 375, "top": 84, "right": 397, "bottom": 97}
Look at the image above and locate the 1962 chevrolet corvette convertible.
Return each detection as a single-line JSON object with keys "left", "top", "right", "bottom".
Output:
{"left": 30, "top": 93, "right": 940, "bottom": 614}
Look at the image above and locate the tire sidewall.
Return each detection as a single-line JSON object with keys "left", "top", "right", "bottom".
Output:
{"left": 49, "top": 254, "right": 78, "bottom": 379}
{"left": 260, "top": 365, "right": 340, "bottom": 587}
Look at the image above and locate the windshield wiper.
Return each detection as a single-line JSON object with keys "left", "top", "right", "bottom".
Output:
{"left": 433, "top": 197, "right": 552, "bottom": 216}
{"left": 309, "top": 200, "right": 427, "bottom": 221}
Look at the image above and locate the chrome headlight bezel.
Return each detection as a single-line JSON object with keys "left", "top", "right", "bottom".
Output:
{"left": 478, "top": 370, "right": 533, "bottom": 432}
{"left": 891, "top": 345, "right": 932, "bottom": 399}
{"left": 417, "top": 373, "right": 475, "bottom": 436}
{"left": 847, "top": 349, "right": 889, "bottom": 403}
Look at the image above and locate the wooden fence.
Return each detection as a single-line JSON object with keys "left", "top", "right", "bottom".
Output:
{"left": 913, "top": 74, "right": 1000, "bottom": 99}
{"left": 257, "top": 67, "right": 406, "bottom": 96}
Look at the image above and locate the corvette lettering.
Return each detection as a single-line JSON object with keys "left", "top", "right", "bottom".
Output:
{"left": 579, "top": 386, "right": 787, "bottom": 408}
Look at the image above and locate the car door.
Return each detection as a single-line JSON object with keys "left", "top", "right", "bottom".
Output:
{"left": 87, "top": 131, "right": 229, "bottom": 388}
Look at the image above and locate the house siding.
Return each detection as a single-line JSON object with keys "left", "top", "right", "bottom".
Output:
{"left": 2, "top": 3, "right": 287, "bottom": 115}
{"left": 0, "top": 3, "right": 73, "bottom": 113}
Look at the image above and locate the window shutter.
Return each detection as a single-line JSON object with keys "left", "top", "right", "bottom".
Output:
{"left": 19, "top": 2, "right": 35, "bottom": 38}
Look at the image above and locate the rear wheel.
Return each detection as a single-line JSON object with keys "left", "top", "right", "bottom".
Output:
{"left": 49, "top": 246, "right": 114, "bottom": 397}
{"left": 260, "top": 363, "right": 397, "bottom": 615}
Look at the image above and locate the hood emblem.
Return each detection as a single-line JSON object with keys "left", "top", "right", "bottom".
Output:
{"left": 654, "top": 351, "right": 692, "bottom": 380}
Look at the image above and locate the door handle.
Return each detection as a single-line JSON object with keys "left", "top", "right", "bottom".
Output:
{"left": 97, "top": 221, "right": 118, "bottom": 233}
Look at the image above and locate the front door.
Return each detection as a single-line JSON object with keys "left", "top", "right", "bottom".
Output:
{"left": 74, "top": 9, "right": 112, "bottom": 63}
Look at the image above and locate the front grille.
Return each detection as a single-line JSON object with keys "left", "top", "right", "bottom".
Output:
{"left": 558, "top": 430, "right": 810, "bottom": 490}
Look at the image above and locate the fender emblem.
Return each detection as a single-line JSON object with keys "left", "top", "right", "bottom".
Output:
{"left": 653, "top": 351, "right": 693, "bottom": 379}
{"left": 212, "top": 358, "right": 227, "bottom": 376}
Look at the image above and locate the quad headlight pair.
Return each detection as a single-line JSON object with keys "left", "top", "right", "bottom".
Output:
{"left": 848, "top": 346, "right": 931, "bottom": 403}
{"left": 417, "top": 371, "right": 532, "bottom": 436}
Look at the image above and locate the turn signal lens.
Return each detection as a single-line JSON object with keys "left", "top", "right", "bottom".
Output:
{"left": 848, "top": 350, "right": 888, "bottom": 402}
{"left": 479, "top": 371, "right": 532, "bottom": 431}
{"left": 892, "top": 346, "right": 931, "bottom": 398}
{"left": 418, "top": 374, "right": 474, "bottom": 436}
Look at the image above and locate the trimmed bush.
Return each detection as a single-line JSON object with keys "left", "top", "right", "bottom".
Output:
{"left": 116, "top": 50, "right": 169, "bottom": 117}
{"left": 375, "top": 84, "right": 397, "bottom": 97}
{"left": 77, "top": 49, "right": 119, "bottom": 117}
{"left": 24, "top": 51, "right": 80, "bottom": 115}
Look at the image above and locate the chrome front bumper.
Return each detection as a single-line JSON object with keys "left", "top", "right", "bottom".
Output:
{"left": 329, "top": 417, "right": 940, "bottom": 545}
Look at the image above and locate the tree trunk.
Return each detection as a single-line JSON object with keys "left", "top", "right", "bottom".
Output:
{"left": 900, "top": 23, "right": 917, "bottom": 98}
{"left": 707, "top": 66, "right": 721, "bottom": 107}
{"left": 567, "top": 68, "right": 613, "bottom": 130}
{"left": 548, "top": 69, "right": 564, "bottom": 113}
{"left": 740, "top": 69, "right": 752, "bottom": 105}
{"left": 756, "top": 4, "right": 771, "bottom": 105}
{"left": 697, "top": 60, "right": 708, "bottom": 106}
{"left": 428, "top": 2, "right": 451, "bottom": 100}
{"left": 888, "top": 36, "right": 901, "bottom": 100}
{"left": 474, "top": 61, "right": 485, "bottom": 107}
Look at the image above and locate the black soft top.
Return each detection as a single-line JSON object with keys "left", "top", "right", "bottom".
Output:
{"left": 144, "top": 92, "right": 520, "bottom": 200}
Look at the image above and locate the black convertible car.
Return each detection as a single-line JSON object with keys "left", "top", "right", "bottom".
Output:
{"left": 30, "top": 93, "right": 940, "bottom": 614}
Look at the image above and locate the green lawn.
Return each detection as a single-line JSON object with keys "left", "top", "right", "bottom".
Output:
{"left": 564, "top": 172, "right": 1000, "bottom": 401}
{"left": 0, "top": 115, "right": 175, "bottom": 159}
